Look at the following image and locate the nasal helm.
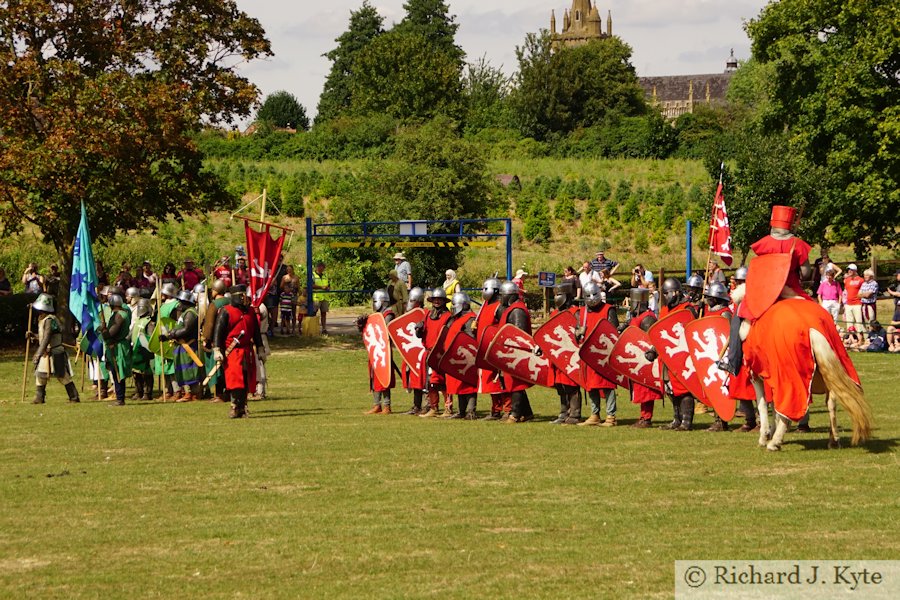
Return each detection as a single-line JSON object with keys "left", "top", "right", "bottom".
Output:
{"left": 108, "top": 293, "right": 124, "bottom": 308}
{"left": 662, "top": 278, "right": 683, "bottom": 308}
{"left": 192, "top": 283, "right": 206, "bottom": 298}
{"left": 407, "top": 287, "right": 424, "bottom": 311}
{"left": 554, "top": 282, "right": 574, "bottom": 310}
{"left": 429, "top": 287, "right": 448, "bottom": 308}
{"left": 211, "top": 279, "right": 228, "bottom": 296}
{"left": 372, "top": 289, "right": 390, "bottom": 312}
{"left": 499, "top": 281, "right": 519, "bottom": 307}
{"left": 176, "top": 289, "right": 195, "bottom": 305}
{"left": 451, "top": 292, "right": 471, "bottom": 316}
{"left": 161, "top": 282, "right": 178, "bottom": 298}
{"left": 629, "top": 287, "right": 649, "bottom": 314}
{"left": 32, "top": 293, "right": 55, "bottom": 313}
{"left": 108, "top": 285, "right": 124, "bottom": 298}
{"left": 229, "top": 285, "right": 248, "bottom": 307}
{"left": 125, "top": 287, "right": 140, "bottom": 304}
{"left": 482, "top": 277, "right": 501, "bottom": 302}
{"left": 735, "top": 266, "right": 748, "bottom": 282}
{"left": 582, "top": 281, "right": 604, "bottom": 308}
{"left": 703, "top": 282, "right": 730, "bottom": 307}
{"left": 685, "top": 274, "right": 704, "bottom": 302}
{"left": 135, "top": 298, "right": 152, "bottom": 318}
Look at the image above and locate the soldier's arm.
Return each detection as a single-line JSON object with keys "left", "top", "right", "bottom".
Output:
{"left": 251, "top": 313, "right": 264, "bottom": 348}
{"left": 33, "top": 320, "right": 50, "bottom": 362}
{"left": 169, "top": 310, "right": 197, "bottom": 341}
{"left": 507, "top": 307, "right": 529, "bottom": 330}
{"left": 105, "top": 313, "right": 124, "bottom": 341}
{"left": 639, "top": 314, "right": 657, "bottom": 332}
{"left": 607, "top": 308, "right": 619, "bottom": 329}
{"left": 212, "top": 308, "right": 230, "bottom": 351}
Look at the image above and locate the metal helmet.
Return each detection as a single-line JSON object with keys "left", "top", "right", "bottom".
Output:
{"left": 135, "top": 298, "right": 152, "bottom": 318}
{"left": 32, "top": 293, "right": 55, "bottom": 313}
{"left": 583, "top": 281, "right": 604, "bottom": 308}
{"left": 229, "top": 285, "right": 247, "bottom": 307}
{"left": 406, "top": 287, "right": 424, "bottom": 311}
{"left": 662, "top": 278, "right": 682, "bottom": 308}
{"left": 554, "top": 282, "right": 574, "bottom": 310}
{"left": 629, "top": 287, "right": 649, "bottom": 305}
{"left": 125, "top": 287, "right": 140, "bottom": 302}
{"left": 482, "top": 277, "right": 501, "bottom": 302}
{"left": 108, "top": 294, "right": 124, "bottom": 308}
{"left": 161, "top": 282, "right": 178, "bottom": 298}
{"left": 176, "top": 289, "right": 195, "bottom": 305}
{"left": 735, "top": 266, "right": 748, "bottom": 281}
{"left": 499, "top": 281, "right": 519, "bottom": 307}
{"left": 704, "top": 282, "right": 730, "bottom": 303}
{"left": 430, "top": 287, "right": 448, "bottom": 302}
{"left": 99, "top": 285, "right": 111, "bottom": 297}
{"left": 451, "top": 292, "right": 471, "bottom": 316}
{"left": 193, "top": 283, "right": 206, "bottom": 297}
{"left": 211, "top": 279, "right": 228, "bottom": 296}
{"left": 108, "top": 285, "right": 124, "bottom": 297}
{"left": 372, "top": 289, "right": 390, "bottom": 312}
{"left": 686, "top": 274, "right": 704, "bottom": 290}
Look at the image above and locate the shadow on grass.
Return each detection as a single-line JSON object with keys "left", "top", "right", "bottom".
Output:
{"left": 784, "top": 436, "right": 898, "bottom": 454}
{"left": 249, "top": 408, "right": 327, "bottom": 419}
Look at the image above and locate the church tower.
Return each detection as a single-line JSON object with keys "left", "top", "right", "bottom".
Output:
{"left": 551, "top": 1, "right": 611, "bottom": 49}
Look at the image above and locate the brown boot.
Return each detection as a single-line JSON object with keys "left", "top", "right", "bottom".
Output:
{"left": 229, "top": 402, "right": 246, "bottom": 419}
{"left": 365, "top": 404, "right": 382, "bottom": 415}
{"left": 379, "top": 406, "right": 392, "bottom": 415}
{"left": 631, "top": 418, "right": 652, "bottom": 428}
{"left": 176, "top": 392, "right": 195, "bottom": 403}
{"left": 418, "top": 408, "right": 437, "bottom": 418}
{"left": 578, "top": 414, "right": 602, "bottom": 427}
{"left": 600, "top": 416, "right": 617, "bottom": 427}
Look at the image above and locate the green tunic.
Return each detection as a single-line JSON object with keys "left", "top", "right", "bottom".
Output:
{"left": 104, "top": 308, "right": 132, "bottom": 381}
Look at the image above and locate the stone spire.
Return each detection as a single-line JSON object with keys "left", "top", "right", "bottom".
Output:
{"left": 607, "top": 10, "right": 613, "bottom": 36}
{"left": 551, "top": 9, "right": 557, "bottom": 34}
{"left": 563, "top": 8, "right": 570, "bottom": 32}
{"left": 588, "top": 5, "right": 601, "bottom": 36}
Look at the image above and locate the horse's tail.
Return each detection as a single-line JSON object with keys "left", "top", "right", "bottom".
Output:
{"left": 810, "top": 329, "right": 873, "bottom": 445}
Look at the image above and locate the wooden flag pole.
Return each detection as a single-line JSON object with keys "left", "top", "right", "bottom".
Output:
{"left": 21, "top": 304, "right": 33, "bottom": 403}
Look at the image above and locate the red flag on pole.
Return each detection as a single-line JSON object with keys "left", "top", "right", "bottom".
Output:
{"left": 244, "top": 222, "right": 286, "bottom": 308}
{"left": 708, "top": 180, "right": 733, "bottom": 266}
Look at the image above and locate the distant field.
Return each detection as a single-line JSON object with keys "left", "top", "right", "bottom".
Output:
{"left": 0, "top": 337, "right": 897, "bottom": 599}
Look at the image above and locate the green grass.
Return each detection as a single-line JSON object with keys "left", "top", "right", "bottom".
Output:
{"left": 0, "top": 337, "right": 897, "bottom": 599}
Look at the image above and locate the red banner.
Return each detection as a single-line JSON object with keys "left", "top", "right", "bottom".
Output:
{"left": 709, "top": 181, "right": 733, "bottom": 266}
{"left": 244, "top": 222, "right": 286, "bottom": 308}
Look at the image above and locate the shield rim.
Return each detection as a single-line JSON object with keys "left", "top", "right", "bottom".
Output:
{"left": 364, "top": 312, "right": 392, "bottom": 389}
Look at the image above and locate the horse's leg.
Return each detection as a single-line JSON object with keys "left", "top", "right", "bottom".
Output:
{"left": 753, "top": 378, "right": 769, "bottom": 448}
{"left": 767, "top": 414, "right": 790, "bottom": 452}
{"left": 826, "top": 392, "right": 841, "bottom": 449}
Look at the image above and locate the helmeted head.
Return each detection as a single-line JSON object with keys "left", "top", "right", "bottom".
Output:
{"left": 554, "top": 282, "right": 575, "bottom": 310}
{"left": 770, "top": 205, "right": 798, "bottom": 231}
{"left": 193, "top": 283, "right": 206, "bottom": 298}
{"left": 735, "top": 266, "right": 748, "bottom": 282}
{"left": 229, "top": 285, "right": 248, "bottom": 307}
{"left": 161, "top": 282, "right": 178, "bottom": 298}
{"left": 685, "top": 274, "right": 704, "bottom": 302}
{"left": 372, "top": 289, "right": 390, "bottom": 313}
{"left": 662, "top": 278, "right": 683, "bottom": 308}
{"left": 482, "top": 277, "right": 501, "bottom": 302}
{"left": 99, "top": 285, "right": 111, "bottom": 299}
{"left": 108, "top": 294, "right": 124, "bottom": 308}
{"left": 125, "top": 287, "right": 140, "bottom": 305}
{"left": 135, "top": 298, "right": 152, "bottom": 318}
{"left": 108, "top": 285, "right": 124, "bottom": 298}
{"left": 429, "top": 287, "right": 448, "bottom": 309}
{"left": 629, "top": 287, "right": 649, "bottom": 314}
{"left": 582, "top": 281, "right": 604, "bottom": 309}
{"left": 407, "top": 287, "right": 424, "bottom": 311}
{"left": 704, "top": 282, "right": 730, "bottom": 307}
{"left": 451, "top": 292, "right": 471, "bottom": 316}
{"left": 176, "top": 289, "right": 195, "bottom": 306}
{"left": 499, "top": 281, "right": 519, "bottom": 307}
{"left": 32, "top": 293, "right": 55, "bottom": 314}
{"left": 211, "top": 279, "right": 227, "bottom": 297}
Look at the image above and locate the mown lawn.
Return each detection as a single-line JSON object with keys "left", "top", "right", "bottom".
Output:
{"left": 0, "top": 337, "right": 897, "bottom": 599}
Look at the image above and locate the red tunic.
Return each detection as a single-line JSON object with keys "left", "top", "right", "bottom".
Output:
{"left": 750, "top": 234, "right": 812, "bottom": 300}
{"left": 658, "top": 301, "right": 694, "bottom": 396}
{"left": 629, "top": 310, "right": 662, "bottom": 403}
{"left": 745, "top": 298, "right": 859, "bottom": 421}
{"left": 223, "top": 304, "right": 258, "bottom": 391}
{"left": 548, "top": 306, "right": 581, "bottom": 387}
{"left": 476, "top": 300, "right": 504, "bottom": 394}
{"left": 442, "top": 312, "right": 477, "bottom": 395}
{"left": 580, "top": 305, "right": 616, "bottom": 391}
{"left": 499, "top": 301, "right": 532, "bottom": 393}
{"left": 422, "top": 308, "right": 451, "bottom": 385}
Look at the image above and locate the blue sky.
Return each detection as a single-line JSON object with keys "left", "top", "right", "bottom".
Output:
{"left": 233, "top": 1, "right": 770, "bottom": 121}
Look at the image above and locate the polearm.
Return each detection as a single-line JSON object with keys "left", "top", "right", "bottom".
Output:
{"left": 21, "top": 303, "right": 33, "bottom": 403}
{"left": 202, "top": 330, "right": 244, "bottom": 386}
{"left": 156, "top": 279, "right": 167, "bottom": 402}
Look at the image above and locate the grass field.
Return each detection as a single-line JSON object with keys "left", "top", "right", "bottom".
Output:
{"left": 0, "top": 333, "right": 897, "bottom": 599}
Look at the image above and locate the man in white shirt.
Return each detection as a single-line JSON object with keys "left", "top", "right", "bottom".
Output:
{"left": 577, "top": 262, "right": 601, "bottom": 298}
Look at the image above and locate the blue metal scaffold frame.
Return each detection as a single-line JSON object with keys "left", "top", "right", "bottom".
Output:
{"left": 304, "top": 217, "right": 513, "bottom": 315}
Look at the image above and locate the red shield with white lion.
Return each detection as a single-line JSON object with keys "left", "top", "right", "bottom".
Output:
{"left": 648, "top": 309, "right": 706, "bottom": 402}
{"left": 684, "top": 316, "right": 735, "bottom": 421}
{"left": 485, "top": 324, "right": 552, "bottom": 388}
{"left": 363, "top": 312, "right": 392, "bottom": 389}
{"left": 609, "top": 326, "right": 662, "bottom": 391}
{"left": 578, "top": 319, "right": 629, "bottom": 388}
{"left": 438, "top": 331, "right": 479, "bottom": 386}
{"left": 387, "top": 308, "right": 426, "bottom": 377}
{"left": 534, "top": 310, "right": 585, "bottom": 387}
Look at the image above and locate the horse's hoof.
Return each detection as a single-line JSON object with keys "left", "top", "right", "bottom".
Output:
{"left": 758, "top": 439, "right": 768, "bottom": 448}
{"left": 766, "top": 443, "right": 782, "bottom": 452}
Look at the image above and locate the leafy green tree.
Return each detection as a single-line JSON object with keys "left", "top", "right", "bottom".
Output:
{"left": 524, "top": 197, "right": 552, "bottom": 245}
{"left": 350, "top": 30, "right": 464, "bottom": 122}
{"left": 462, "top": 56, "right": 511, "bottom": 134}
{"left": 257, "top": 91, "right": 309, "bottom": 130}
{"left": 747, "top": 0, "right": 900, "bottom": 253}
{"left": 613, "top": 180, "right": 632, "bottom": 204}
{"left": 621, "top": 195, "right": 641, "bottom": 223}
{"left": 510, "top": 33, "right": 646, "bottom": 140}
{"left": 554, "top": 196, "right": 578, "bottom": 223}
{"left": 395, "top": 0, "right": 465, "bottom": 66}
{"left": 591, "top": 178, "right": 612, "bottom": 201}
{"left": 316, "top": 1, "right": 384, "bottom": 124}
{"left": 0, "top": 0, "right": 270, "bottom": 318}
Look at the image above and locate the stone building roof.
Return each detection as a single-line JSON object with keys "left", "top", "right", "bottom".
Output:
{"left": 638, "top": 73, "right": 734, "bottom": 103}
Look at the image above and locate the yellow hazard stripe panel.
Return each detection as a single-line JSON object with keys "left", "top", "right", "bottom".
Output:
{"left": 329, "top": 241, "right": 497, "bottom": 248}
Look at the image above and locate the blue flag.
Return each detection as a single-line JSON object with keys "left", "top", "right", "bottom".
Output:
{"left": 70, "top": 203, "right": 103, "bottom": 356}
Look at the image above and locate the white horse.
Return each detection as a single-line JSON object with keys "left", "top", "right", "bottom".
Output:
{"left": 742, "top": 299, "right": 873, "bottom": 452}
